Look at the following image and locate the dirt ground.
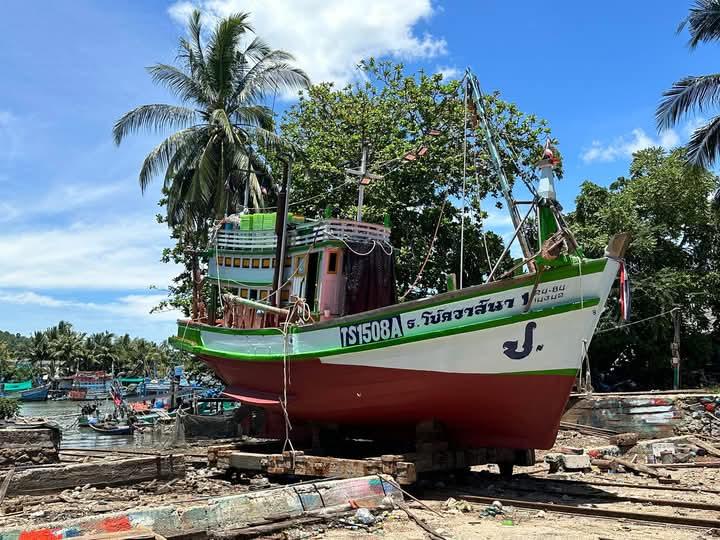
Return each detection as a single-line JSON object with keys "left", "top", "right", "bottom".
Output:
{"left": 294, "top": 430, "right": 720, "bottom": 539}
{"left": 3, "top": 431, "right": 720, "bottom": 539}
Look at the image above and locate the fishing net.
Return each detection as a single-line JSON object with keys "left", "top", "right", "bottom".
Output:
{"left": 343, "top": 242, "right": 397, "bottom": 315}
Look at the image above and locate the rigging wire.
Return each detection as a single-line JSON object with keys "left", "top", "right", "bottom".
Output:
{"left": 476, "top": 171, "right": 494, "bottom": 273}
{"left": 594, "top": 307, "right": 680, "bottom": 334}
{"left": 399, "top": 198, "right": 448, "bottom": 302}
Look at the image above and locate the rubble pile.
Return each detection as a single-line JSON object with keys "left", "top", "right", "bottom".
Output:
{"left": 675, "top": 395, "right": 720, "bottom": 437}
{"left": 0, "top": 426, "right": 60, "bottom": 466}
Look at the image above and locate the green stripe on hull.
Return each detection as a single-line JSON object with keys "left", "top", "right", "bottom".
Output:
{"left": 171, "top": 297, "right": 600, "bottom": 362}
{"left": 179, "top": 258, "right": 608, "bottom": 339}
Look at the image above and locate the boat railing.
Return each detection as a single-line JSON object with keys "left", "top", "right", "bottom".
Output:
{"left": 214, "top": 218, "right": 391, "bottom": 252}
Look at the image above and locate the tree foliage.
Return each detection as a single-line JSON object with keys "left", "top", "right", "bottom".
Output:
{"left": 0, "top": 398, "right": 19, "bottom": 420}
{"left": 280, "top": 60, "right": 554, "bottom": 296}
{"left": 114, "top": 9, "right": 309, "bottom": 224}
{"left": 569, "top": 147, "right": 720, "bottom": 388}
{"left": 0, "top": 321, "right": 200, "bottom": 379}
{"left": 657, "top": 0, "right": 720, "bottom": 167}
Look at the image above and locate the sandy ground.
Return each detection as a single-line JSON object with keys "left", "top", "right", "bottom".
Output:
{"left": 3, "top": 432, "right": 720, "bottom": 539}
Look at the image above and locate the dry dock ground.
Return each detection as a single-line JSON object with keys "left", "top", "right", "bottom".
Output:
{"left": 3, "top": 431, "right": 720, "bottom": 539}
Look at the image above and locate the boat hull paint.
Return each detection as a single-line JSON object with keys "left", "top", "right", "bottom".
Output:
{"left": 180, "top": 259, "right": 620, "bottom": 450}
{"left": 206, "top": 355, "right": 574, "bottom": 449}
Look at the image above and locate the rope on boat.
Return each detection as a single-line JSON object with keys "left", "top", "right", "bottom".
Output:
{"left": 398, "top": 197, "right": 447, "bottom": 302}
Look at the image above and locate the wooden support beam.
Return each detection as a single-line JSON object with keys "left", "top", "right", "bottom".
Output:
{"left": 0, "top": 455, "right": 185, "bottom": 495}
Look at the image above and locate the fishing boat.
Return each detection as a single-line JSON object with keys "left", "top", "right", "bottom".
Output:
{"left": 0, "top": 381, "right": 50, "bottom": 401}
{"left": 18, "top": 384, "right": 50, "bottom": 402}
{"left": 67, "top": 371, "right": 112, "bottom": 401}
{"left": 88, "top": 423, "right": 133, "bottom": 435}
{"left": 170, "top": 70, "right": 629, "bottom": 453}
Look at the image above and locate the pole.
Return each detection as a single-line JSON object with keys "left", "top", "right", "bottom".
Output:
{"left": 672, "top": 309, "right": 681, "bottom": 390}
{"left": 465, "top": 72, "right": 535, "bottom": 270}
{"left": 273, "top": 158, "right": 292, "bottom": 308}
{"left": 460, "top": 84, "right": 468, "bottom": 289}
{"left": 356, "top": 144, "right": 368, "bottom": 222}
{"left": 190, "top": 250, "right": 199, "bottom": 321}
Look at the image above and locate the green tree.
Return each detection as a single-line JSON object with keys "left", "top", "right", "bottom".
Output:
{"left": 280, "top": 60, "right": 553, "bottom": 295}
{"left": 50, "top": 332, "right": 87, "bottom": 375}
{"left": 570, "top": 146, "right": 720, "bottom": 388}
{"left": 114, "top": 9, "right": 308, "bottom": 316}
{"left": 0, "top": 398, "right": 19, "bottom": 420}
{"left": 0, "top": 342, "right": 15, "bottom": 381}
{"left": 113, "top": 9, "right": 309, "bottom": 220}
{"left": 657, "top": 0, "right": 720, "bottom": 167}
{"left": 86, "top": 332, "right": 118, "bottom": 374}
{"left": 25, "top": 331, "right": 50, "bottom": 375}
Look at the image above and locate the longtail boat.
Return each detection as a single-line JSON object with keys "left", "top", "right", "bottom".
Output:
{"left": 89, "top": 423, "right": 133, "bottom": 435}
{"left": 170, "top": 70, "right": 628, "bottom": 453}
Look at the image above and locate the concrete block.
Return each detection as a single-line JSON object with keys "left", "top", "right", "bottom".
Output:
{"left": 560, "top": 454, "right": 591, "bottom": 471}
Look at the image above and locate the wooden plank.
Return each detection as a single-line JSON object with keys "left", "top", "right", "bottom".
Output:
{"left": 687, "top": 437, "right": 720, "bottom": 458}
{"left": 3, "top": 455, "right": 185, "bottom": 495}
{"left": 610, "top": 456, "right": 669, "bottom": 478}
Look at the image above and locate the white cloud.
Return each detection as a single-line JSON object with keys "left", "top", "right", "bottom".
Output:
{"left": 482, "top": 209, "right": 513, "bottom": 229}
{"left": 168, "top": 0, "right": 446, "bottom": 88}
{"left": 0, "top": 290, "right": 181, "bottom": 324}
{"left": 0, "top": 181, "right": 130, "bottom": 224}
{"left": 581, "top": 128, "right": 681, "bottom": 163}
{"left": 683, "top": 116, "right": 706, "bottom": 138}
{"left": 0, "top": 216, "right": 181, "bottom": 290}
{"left": 436, "top": 65, "right": 460, "bottom": 80}
{"left": 0, "top": 291, "right": 66, "bottom": 308}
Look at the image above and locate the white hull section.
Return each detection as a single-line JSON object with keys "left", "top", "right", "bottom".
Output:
{"left": 196, "top": 259, "right": 619, "bottom": 372}
{"left": 321, "top": 303, "right": 601, "bottom": 374}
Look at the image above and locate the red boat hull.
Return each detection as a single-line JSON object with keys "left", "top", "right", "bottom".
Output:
{"left": 203, "top": 355, "right": 574, "bottom": 449}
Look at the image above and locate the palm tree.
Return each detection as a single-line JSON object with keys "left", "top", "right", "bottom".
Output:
{"left": 26, "top": 331, "right": 50, "bottom": 376}
{"left": 657, "top": 0, "right": 720, "bottom": 167}
{"left": 113, "top": 9, "right": 309, "bottom": 223}
{"left": 50, "top": 332, "right": 87, "bottom": 375}
{"left": 86, "top": 332, "right": 118, "bottom": 375}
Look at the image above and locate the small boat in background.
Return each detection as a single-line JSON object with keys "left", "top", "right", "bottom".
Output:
{"left": 88, "top": 423, "right": 133, "bottom": 435}
{"left": 0, "top": 381, "right": 50, "bottom": 401}
{"left": 19, "top": 384, "right": 50, "bottom": 402}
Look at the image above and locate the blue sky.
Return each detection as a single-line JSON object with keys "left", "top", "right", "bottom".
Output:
{"left": 0, "top": 1, "right": 714, "bottom": 342}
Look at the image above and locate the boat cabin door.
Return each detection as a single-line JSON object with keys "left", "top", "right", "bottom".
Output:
{"left": 304, "top": 252, "right": 320, "bottom": 311}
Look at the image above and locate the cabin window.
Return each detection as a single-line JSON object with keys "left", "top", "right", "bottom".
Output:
{"left": 262, "top": 258, "right": 271, "bottom": 269}
{"left": 240, "top": 288, "right": 249, "bottom": 298}
{"left": 271, "top": 257, "right": 276, "bottom": 268}
{"left": 280, "top": 288, "right": 290, "bottom": 302}
{"left": 327, "top": 251, "right": 338, "bottom": 274}
{"left": 242, "top": 258, "right": 250, "bottom": 268}
{"left": 284, "top": 256, "right": 292, "bottom": 268}
{"left": 233, "top": 257, "right": 241, "bottom": 267}
{"left": 260, "top": 290, "right": 269, "bottom": 300}
{"left": 295, "top": 255, "right": 306, "bottom": 275}
{"left": 249, "top": 289, "right": 258, "bottom": 300}
{"left": 217, "top": 256, "right": 224, "bottom": 266}
{"left": 252, "top": 258, "right": 260, "bottom": 268}
{"left": 224, "top": 257, "right": 232, "bottom": 267}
